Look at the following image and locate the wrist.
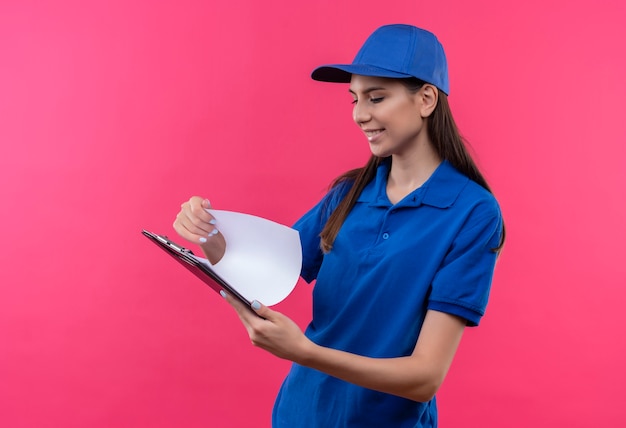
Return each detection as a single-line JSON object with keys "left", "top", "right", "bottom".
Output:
{"left": 294, "top": 337, "right": 321, "bottom": 367}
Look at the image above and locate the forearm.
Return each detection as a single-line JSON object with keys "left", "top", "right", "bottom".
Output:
{"left": 293, "top": 311, "right": 465, "bottom": 403}
{"left": 224, "top": 293, "right": 464, "bottom": 403}
{"left": 297, "top": 343, "right": 443, "bottom": 402}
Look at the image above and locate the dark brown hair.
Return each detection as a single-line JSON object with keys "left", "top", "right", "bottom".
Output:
{"left": 319, "top": 78, "right": 505, "bottom": 253}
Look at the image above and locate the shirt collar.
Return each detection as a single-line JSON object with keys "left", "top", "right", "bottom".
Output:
{"left": 357, "top": 158, "right": 469, "bottom": 209}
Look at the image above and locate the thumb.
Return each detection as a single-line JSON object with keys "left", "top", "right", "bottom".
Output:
{"left": 202, "top": 198, "right": 212, "bottom": 209}
{"left": 251, "top": 300, "right": 273, "bottom": 319}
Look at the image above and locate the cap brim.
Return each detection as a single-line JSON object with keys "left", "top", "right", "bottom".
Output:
{"left": 311, "top": 64, "right": 413, "bottom": 83}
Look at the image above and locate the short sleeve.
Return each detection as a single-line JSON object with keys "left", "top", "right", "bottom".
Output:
{"left": 293, "top": 180, "right": 352, "bottom": 283}
{"left": 428, "top": 198, "right": 503, "bottom": 326}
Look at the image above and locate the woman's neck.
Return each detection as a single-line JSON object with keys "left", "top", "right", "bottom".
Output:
{"left": 386, "top": 142, "right": 441, "bottom": 204}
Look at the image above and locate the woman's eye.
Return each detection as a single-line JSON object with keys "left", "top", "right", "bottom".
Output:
{"left": 351, "top": 97, "right": 383, "bottom": 105}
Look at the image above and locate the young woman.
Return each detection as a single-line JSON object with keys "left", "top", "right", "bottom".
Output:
{"left": 174, "top": 24, "right": 504, "bottom": 428}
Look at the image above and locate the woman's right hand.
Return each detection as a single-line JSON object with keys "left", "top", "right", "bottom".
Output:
{"left": 173, "top": 196, "right": 226, "bottom": 264}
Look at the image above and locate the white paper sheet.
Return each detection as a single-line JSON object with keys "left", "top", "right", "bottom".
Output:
{"left": 189, "top": 209, "right": 302, "bottom": 306}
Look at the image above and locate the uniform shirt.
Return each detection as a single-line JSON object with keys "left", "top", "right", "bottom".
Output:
{"left": 272, "top": 158, "right": 503, "bottom": 428}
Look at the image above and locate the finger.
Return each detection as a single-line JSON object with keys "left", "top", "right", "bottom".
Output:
{"left": 186, "top": 199, "right": 217, "bottom": 230}
{"left": 173, "top": 212, "right": 218, "bottom": 245}
{"left": 178, "top": 209, "right": 217, "bottom": 237}
{"left": 174, "top": 197, "right": 219, "bottom": 241}
{"left": 220, "top": 290, "right": 265, "bottom": 323}
{"left": 249, "top": 300, "right": 276, "bottom": 321}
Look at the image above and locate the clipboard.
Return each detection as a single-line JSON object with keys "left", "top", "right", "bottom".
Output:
{"left": 141, "top": 229, "right": 254, "bottom": 309}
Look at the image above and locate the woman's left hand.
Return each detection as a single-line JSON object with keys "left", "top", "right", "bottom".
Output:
{"left": 220, "top": 290, "right": 314, "bottom": 363}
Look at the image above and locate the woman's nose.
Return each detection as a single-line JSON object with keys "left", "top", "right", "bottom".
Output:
{"left": 352, "top": 101, "right": 371, "bottom": 125}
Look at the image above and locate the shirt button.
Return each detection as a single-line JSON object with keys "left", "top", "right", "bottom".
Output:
{"left": 382, "top": 233, "right": 390, "bottom": 240}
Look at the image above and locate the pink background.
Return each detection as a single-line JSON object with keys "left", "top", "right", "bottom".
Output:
{"left": 1, "top": 0, "right": 625, "bottom": 427}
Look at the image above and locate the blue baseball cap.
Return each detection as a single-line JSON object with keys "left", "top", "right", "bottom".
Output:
{"left": 312, "top": 24, "right": 450, "bottom": 95}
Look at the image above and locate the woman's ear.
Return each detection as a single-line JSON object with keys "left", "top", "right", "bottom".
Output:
{"left": 419, "top": 84, "right": 439, "bottom": 118}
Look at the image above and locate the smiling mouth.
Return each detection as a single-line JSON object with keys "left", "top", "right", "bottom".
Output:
{"left": 365, "top": 129, "right": 384, "bottom": 141}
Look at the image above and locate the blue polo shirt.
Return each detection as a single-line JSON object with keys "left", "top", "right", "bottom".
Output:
{"left": 273, "top": 159, "right": 503, "bottom": 428}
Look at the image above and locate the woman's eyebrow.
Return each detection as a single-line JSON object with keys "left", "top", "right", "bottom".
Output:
{"left": 348, "top": 86, "right": 386, "bottom": 95}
